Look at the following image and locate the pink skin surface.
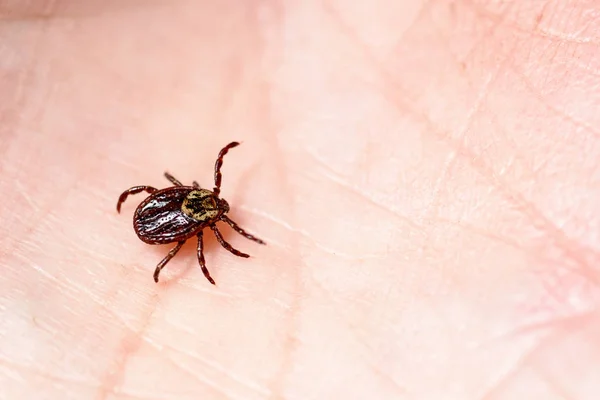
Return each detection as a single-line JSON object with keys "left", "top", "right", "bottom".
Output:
{"left": 1, "top": 1, "right": 600, "bottom": 399}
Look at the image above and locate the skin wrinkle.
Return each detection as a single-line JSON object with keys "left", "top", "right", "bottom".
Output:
{"left": 322, "top": 1, "right": 600, "bottom": 396}
{"left": 503, "top": 156, "right": 600, "bottom": 256}
{"left": 312, "top": 7, "right": 584, "bottom": 398}
{"left": 238, "top": 207, "right": 300, "bottom": 237}
{"left": 536, "top": 35, "right": 565, "bottom": 89}
{"left": 418, "top": 47, "right": 520, "bottom": 295}
{"left": 144, "top": 341, "right": 253, "bottom": 400}
{"left": 510, "top": 62, "right": 600, "bottom": 140}
{"left": 3, "top": 338, "right": 178, "bottom": 400}
{"left": 402, "top": 1, "right": 511, "bottom": 86}
{"left": 322, "top": 0, "right": 433, "bottom": 57}
{"left": 538, "top": 21, "right": 598, "bottom": 46}
{"left": 541, "top": 267, "right": 599, "bottom": 318}
{"left": 471, "top": 149, "right": 600, "bottom": 283}
{"left": 320, "top": 3, "right": 470, "bottom": 146}
{"left": 108, "top": 296, "right": 277, "bottom": 400}
{"left": 302, "top": 8, "right": 508, "bottom": 276}
{"left": 96, "top": 304, "right": 158, "bottom": 400}
{"left": 210, "top": 3, "right": 272, "bottom": 133}
{"left": 540, "top": 376, "right": 572, "bottom": 400}
{"left": 0, "top": 357, "right": 103, "bottom": 390}
{"left": 242, "top": 203, "right": 381, "bottom": 259}
{"left": 1, "top": 183, "right": 53, "bottom": 254}
{"left": 435, "top": 216, "right": 542, "bottom": 256}
{"left": 10, "top": 22, "right": 62, "bottom": 146}
{"left": 8, "top": 248, "right": 165, "bottom": 400}
{"left": 0, "top": 20, "right": 42, "bottom": 149}
{"left": 307, "top": 278, "right": 409, "bottom": 395}
{"left": 249, "top": 7, "right": 305, "bottom": 397}
{"left": 284, "top": 140, "right": 415, "bottom": 399}
{"left": 12, "top": 251, "right": 147, "bottom": 339}
{"left": 282, "top": 270, "right": 408, "bottom": 397}
{"left": 235, "top": 206, "right": 382, "bottom": 260}
{"left": 423, "top": 45, "right": 511, "bottom": 218}
{"left": 477, "top": 313, "right": 600, "bottom": 400}
{"left": 2, "top": 138, "right": 109, "bottom": 254}
{"left": 236, "top": 140, "right": 392, "bottom": 245}
{"left": 134, "top": 335, "right": 241, "bottom": 398}
{"left": 484, "top": 312, "right": 595, "bottom": 351}
{"left": 13, "top": 181, "right": 40, "bottom": 213}
{"left": 22, "top": 220, "right": 117, "bottom": 270}
{"left": 304, "top": 149, "right": 422, "bottom": 231}
{"left": 0, "top": 363, "right": 26, "bottom": 385}
{"left": 480, "top": 110, "right": 523, "bottom": 169}
{"left": 260, "top": 136, "right": 303, "bottom": 400}
{"left": 95, "top": 240, "right": 253, "bottom": 399}
{"left": 464, "top": 102, "right": 565, "bottom": 222}
{"left": 469, "top": 0, "right": 600, "bottom": 47}
{"left": 402, "top": 3, "right": 520, "bottom": 223}
{"left": 156, "top": 328, "right": 271, "bottom": 396}
{"left": 476, "top": 333, "right": 555, "bottom": 400}
{"left": 568, "top": 53, "right": 600, "bottom": 79}
{"left": 533, "top": 318, "right": 600, "bottom": 400}
{"left": 329, "top": 0, "right": 600, "bottom": 295}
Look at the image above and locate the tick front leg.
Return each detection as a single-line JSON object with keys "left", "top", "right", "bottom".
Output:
{"left": 220, "top": 215, "right": 266, "bottom": 245}
{"left": 164, "top": 172, "right": 183, "bottom": 186}
{"left": 193, "top": 181, "right": 201, "bottom": 189}
{"left": 210, "top": 225, "right": 250, "bottom": 258}
{"left": 213, "top": 141, "right": 240, "bottom": 196}
{"left": 153, "top": 241, "right": 185, "bottom": 282}
{"left": 197, "top": 231, "right": 215, "bottom": 285}
{"left": 116, "top": 186, "right": 157, "bottom": 212}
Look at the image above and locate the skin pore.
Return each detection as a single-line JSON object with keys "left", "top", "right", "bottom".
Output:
{"left": 1, "top": 1, "right": 600, "bottom": 399}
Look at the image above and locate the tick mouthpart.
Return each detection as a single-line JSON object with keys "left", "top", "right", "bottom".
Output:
{"left": 219, "top": 198, "right": 230, "bottom": 213}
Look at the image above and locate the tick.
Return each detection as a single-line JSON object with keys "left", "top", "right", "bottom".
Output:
{"left": 116, "top": 141, "right": 265, "bottom": 284}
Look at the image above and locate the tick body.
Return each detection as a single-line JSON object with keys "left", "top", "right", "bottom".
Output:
{"left": 116, "top": 142, "right": 265, "bottom": 284}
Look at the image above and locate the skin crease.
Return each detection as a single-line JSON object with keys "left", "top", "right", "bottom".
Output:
{"left": 1, "top": 0, "right": 600, "bottom": 399}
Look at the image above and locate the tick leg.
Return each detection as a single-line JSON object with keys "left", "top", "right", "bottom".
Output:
{"left": 213, "top": 141, "right": 240, "bottom": 196}
{"left": 197, "top": 231, "right": 215, "bottom": 285}
{"left": 164, "top": 172, "right": 183, "bottom": 186}
{"left": 193, "top": 181, "right": 201, "bottom": 188}
{"left": 153, "top": 240, "right": 185, "bottom": 282}
{"left": 220, "top": 215, "right": 266, "bottom": 245}
{"left": 210, "top": 224, "right": 250, "bottom": 258}
{"left": 117, "top": 186, "right": 157, "bottom": 213}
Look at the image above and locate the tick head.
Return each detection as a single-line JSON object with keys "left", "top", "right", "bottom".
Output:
{"left": 181, "top": 189, "right": 224, "bottom": 222}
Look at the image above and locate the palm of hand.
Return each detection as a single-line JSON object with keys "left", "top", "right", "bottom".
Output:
{"left": 1, "top": 2, "right": 599, "bottom": 399}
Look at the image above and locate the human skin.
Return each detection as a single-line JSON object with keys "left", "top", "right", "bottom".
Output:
{"left": 1, "top": 0, "right": 600, "bottom": 399}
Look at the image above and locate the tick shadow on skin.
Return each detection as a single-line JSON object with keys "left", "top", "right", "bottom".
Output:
{"left": 149, "top": 241, "right": 198, "bottom": 286}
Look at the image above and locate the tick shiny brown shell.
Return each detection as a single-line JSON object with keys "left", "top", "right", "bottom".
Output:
{"left": 116, "top": 142, "right": 265, "bottom": 284}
